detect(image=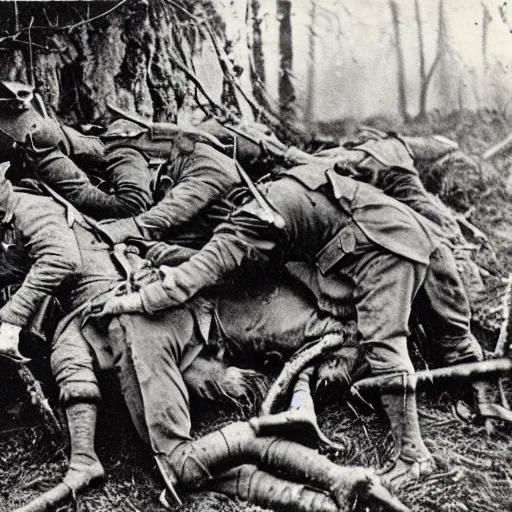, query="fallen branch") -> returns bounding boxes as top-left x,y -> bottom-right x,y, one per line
17,364 -> 62,436
482,132 -> 512,161
352,358 -> 512,394
12,482 -> 70,512
260,329 -> 355,415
